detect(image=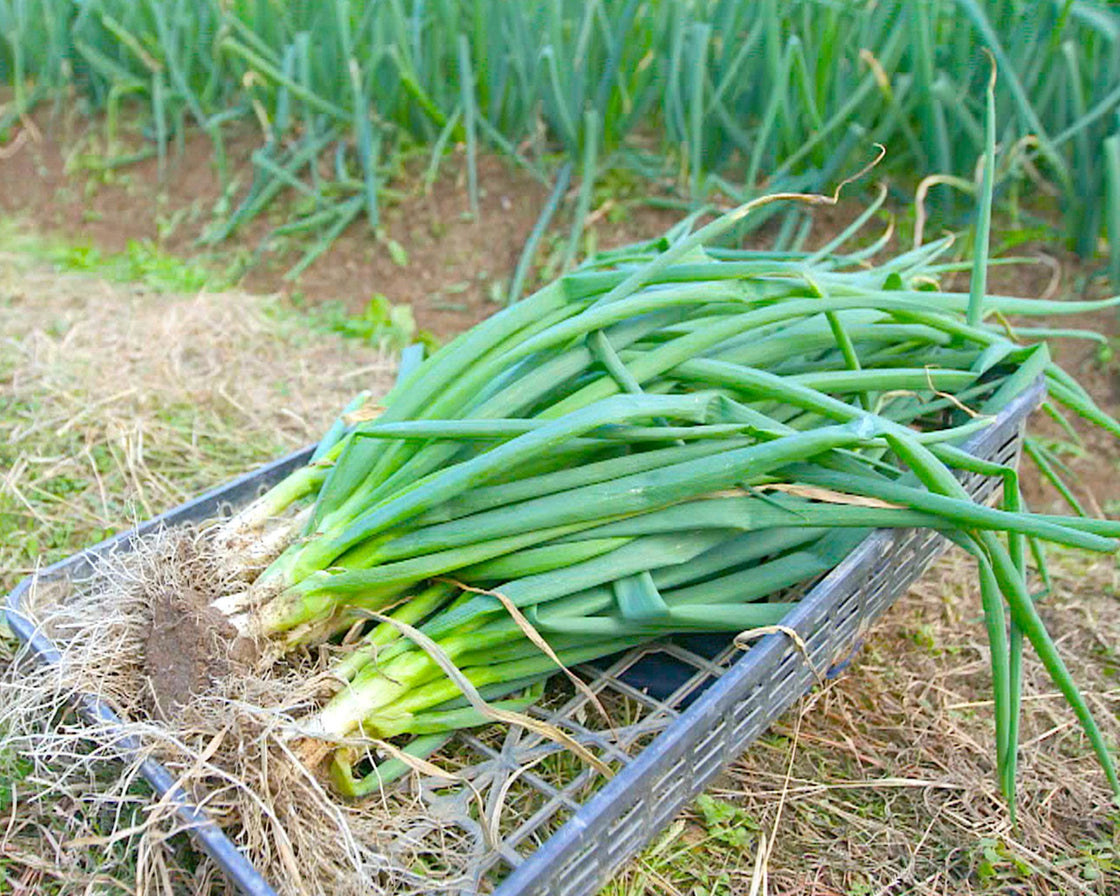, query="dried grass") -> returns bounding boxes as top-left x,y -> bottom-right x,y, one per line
0,250 -> 394,590
704,551 -> 1120,895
